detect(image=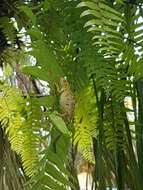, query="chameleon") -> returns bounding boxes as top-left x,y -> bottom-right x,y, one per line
56,77 -> 75,123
